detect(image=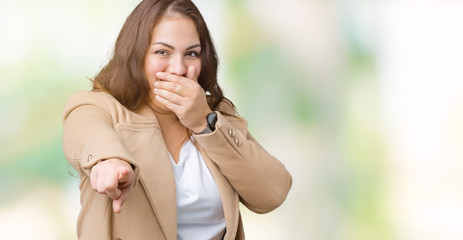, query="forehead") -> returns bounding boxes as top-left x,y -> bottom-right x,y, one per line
151,15 -> 199,43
